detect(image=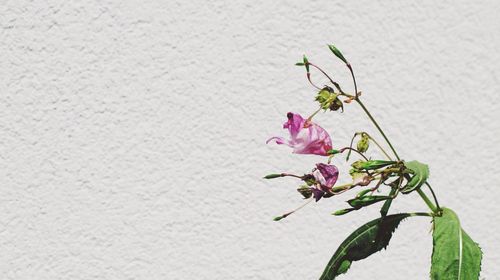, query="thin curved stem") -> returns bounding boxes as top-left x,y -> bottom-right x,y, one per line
355,99 -> 401,161
345,133 -> 358,161
425,182 -> 441,211
306,73 -> 321,90
308,62 -> 345,93
363,132 -> 393,161
340,147 -> 369,161
280,173 -> 303,179
408,212 -> 433,217
307,106 -> 322,121
355,99 -> 440,214
347,64 -> 358,98
274,198 -> 314,221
